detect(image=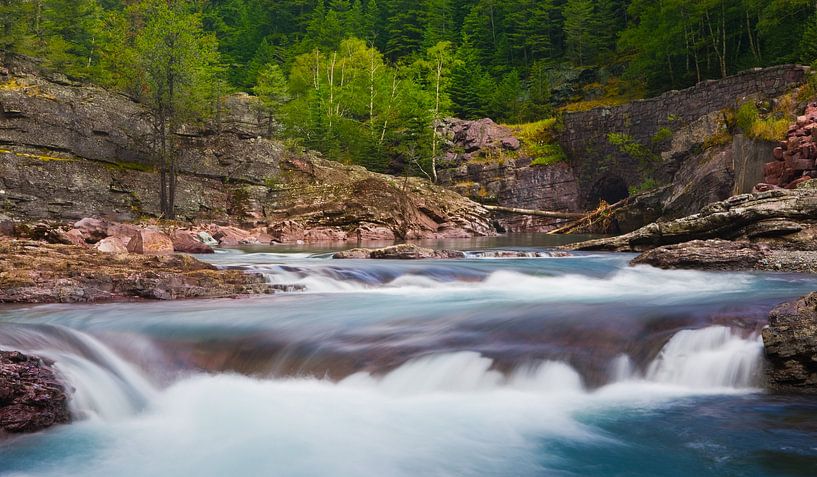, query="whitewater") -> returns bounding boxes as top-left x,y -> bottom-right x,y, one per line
2,245 -> 817,476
